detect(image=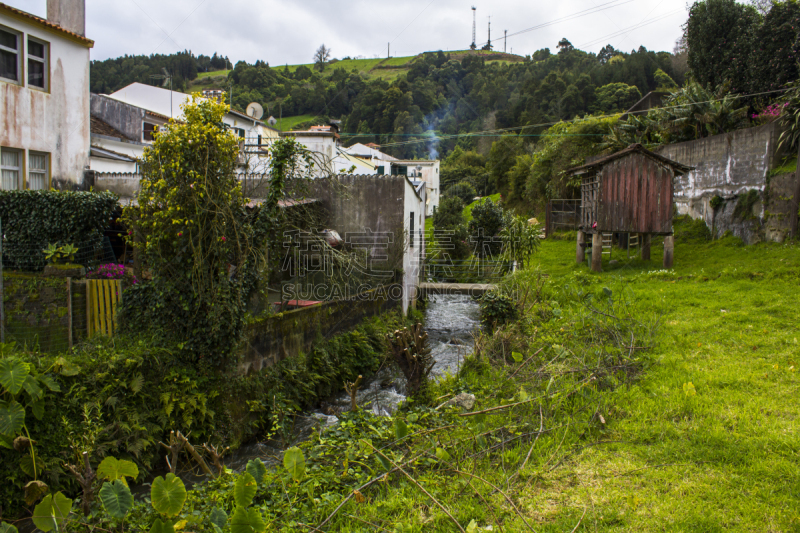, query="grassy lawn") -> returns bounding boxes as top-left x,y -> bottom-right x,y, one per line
519,222 -> 800,530
197,69 -> 228,79
463,193 -> 502,222
273,114 -> 319,131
